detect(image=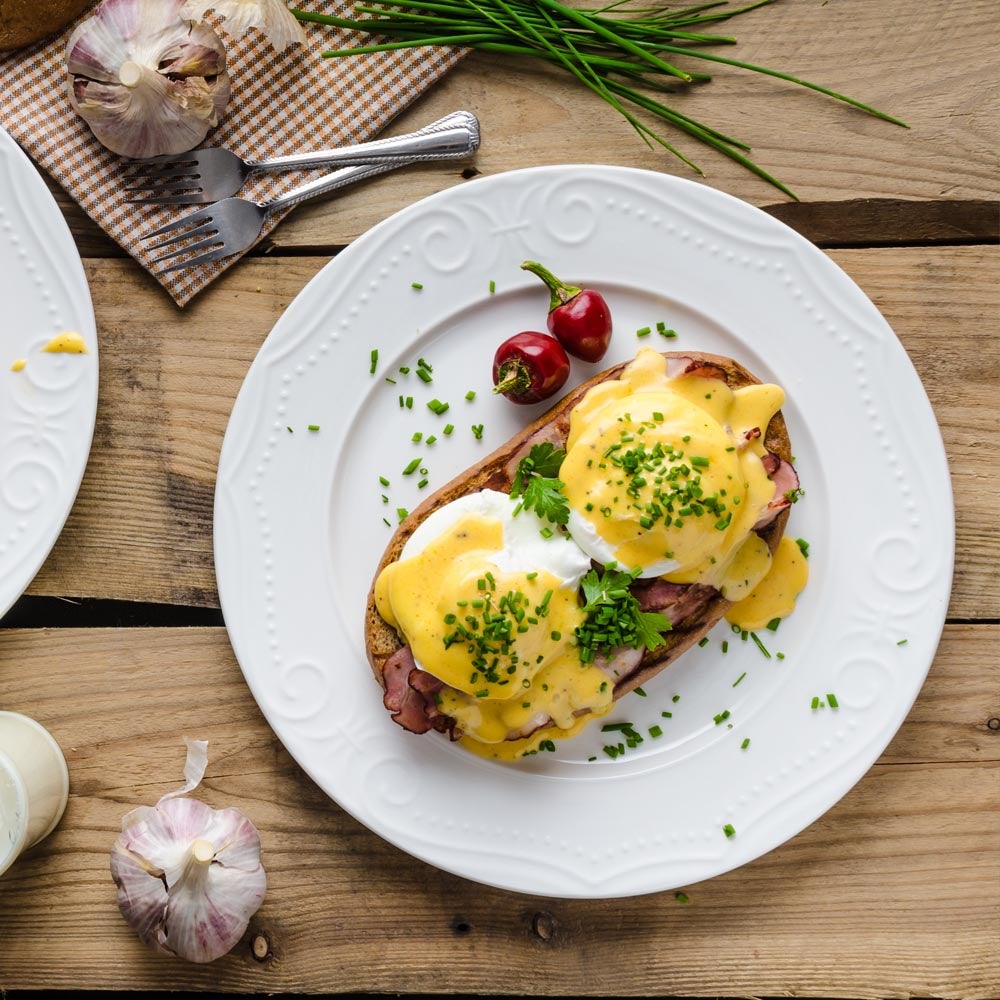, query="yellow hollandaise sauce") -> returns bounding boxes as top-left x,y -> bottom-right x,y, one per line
562,347 -> 784,602
375,508 -> 612,752
725,535 -> 809,630
42,331 -> 87,354
10,358 -> 26,372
